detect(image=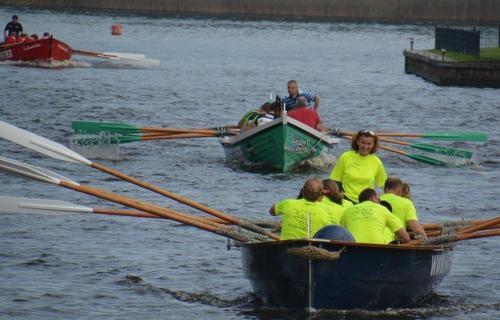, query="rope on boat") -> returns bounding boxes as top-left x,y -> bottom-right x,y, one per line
215,226 -> 270,243
286,245 -> 344,261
